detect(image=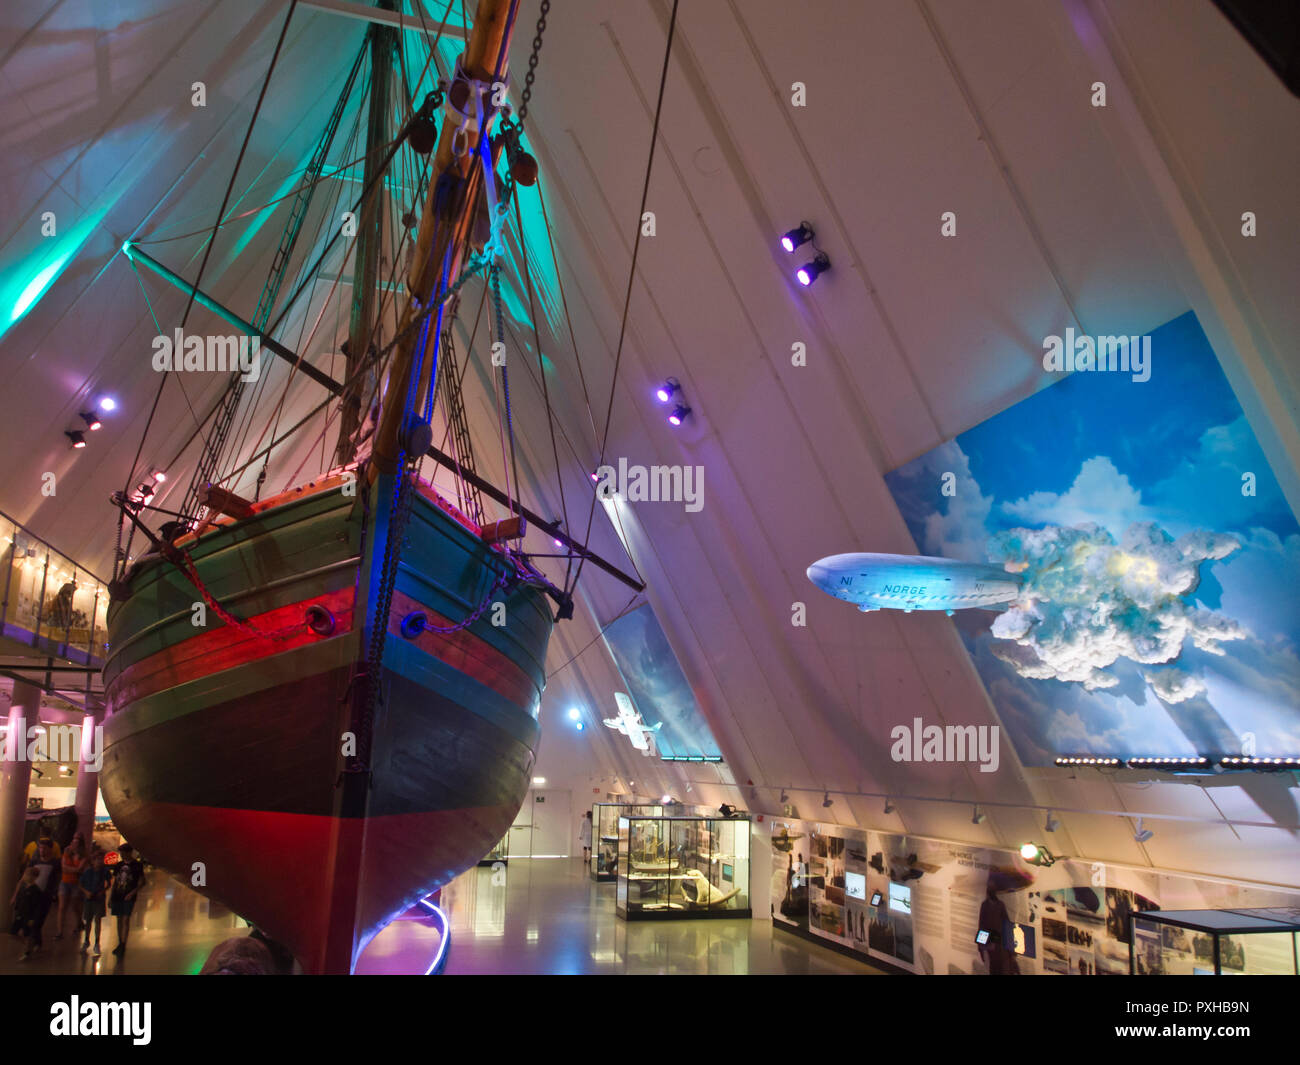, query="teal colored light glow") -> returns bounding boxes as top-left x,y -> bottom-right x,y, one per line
0,208 -> 108,340
9,259 -> 66,322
